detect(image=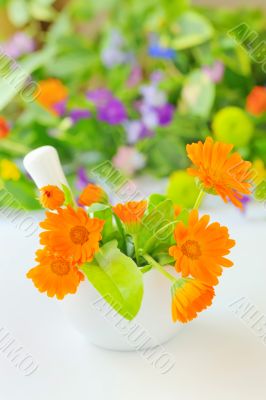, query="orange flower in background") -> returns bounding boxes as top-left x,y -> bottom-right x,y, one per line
171,278 -> 215,323
0,117 -> 10,139
113,200 -> 147,224
169,209 -> 235,286
40,206 -> 105,264
79,184 -> 107,207
186,137 -> 252,208
36,78 -> 68,114
174,205 -> 182,217
246,86 -> 266,116
27,249 -> 84,300
39,185 -> 65,210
